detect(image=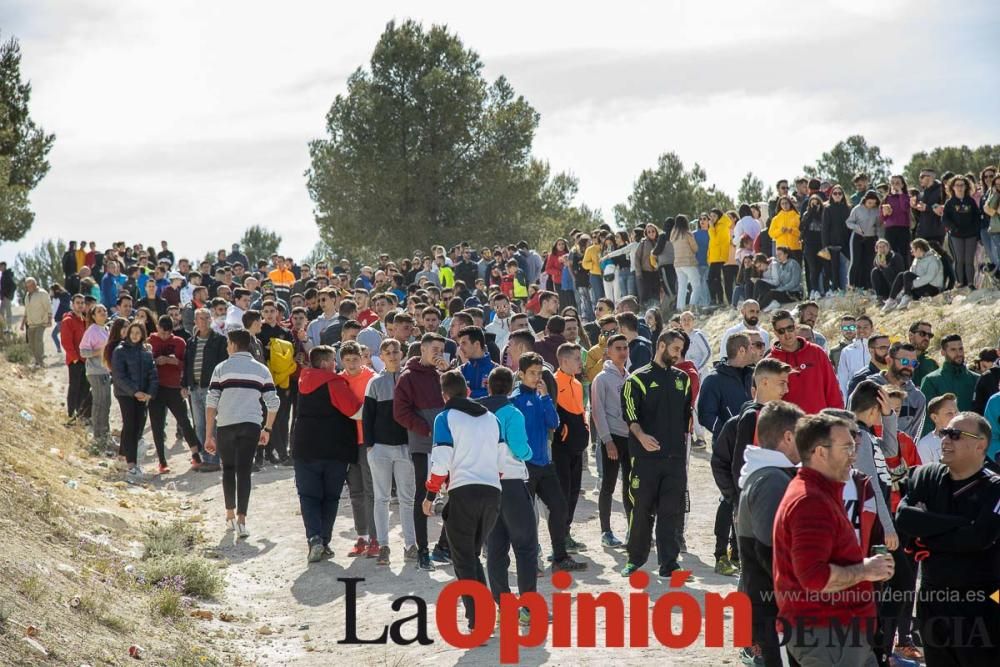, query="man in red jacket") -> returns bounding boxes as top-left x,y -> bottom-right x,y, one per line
772,413 -> 895,666
60,293 -> 91,424
766,310 -> 843,413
